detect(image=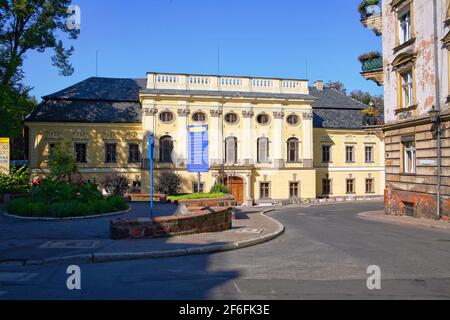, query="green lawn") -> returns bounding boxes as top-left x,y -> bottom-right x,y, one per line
168,193 -> 225,202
